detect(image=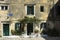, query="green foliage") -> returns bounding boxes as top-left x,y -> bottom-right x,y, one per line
34,29 -> 39,33
0,35 -> 2,37
11,30 -> 23,35
20,16 -> 40,24
15,30 -> 22,35
11,30 -> 16,35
